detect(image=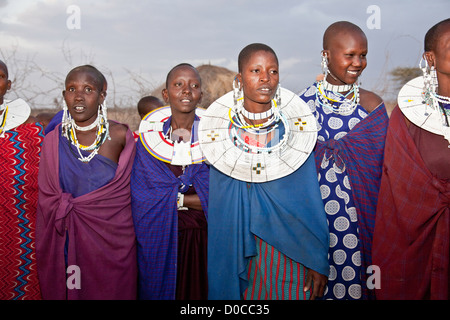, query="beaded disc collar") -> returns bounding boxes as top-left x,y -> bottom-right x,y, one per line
198,87 -> 318,183
138,105 -> 206,164
1,98 -> 31,135
398,76 -> 450,144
